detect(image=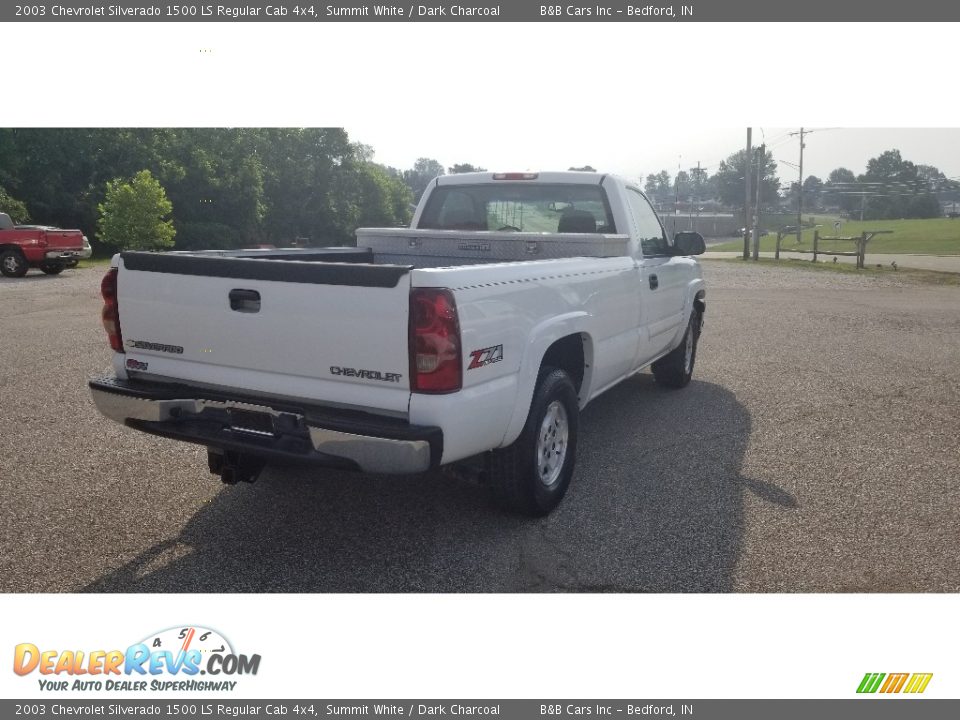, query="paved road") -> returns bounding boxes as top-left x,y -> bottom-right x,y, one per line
1,263 -> 958,592
703,250 -> 960,273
